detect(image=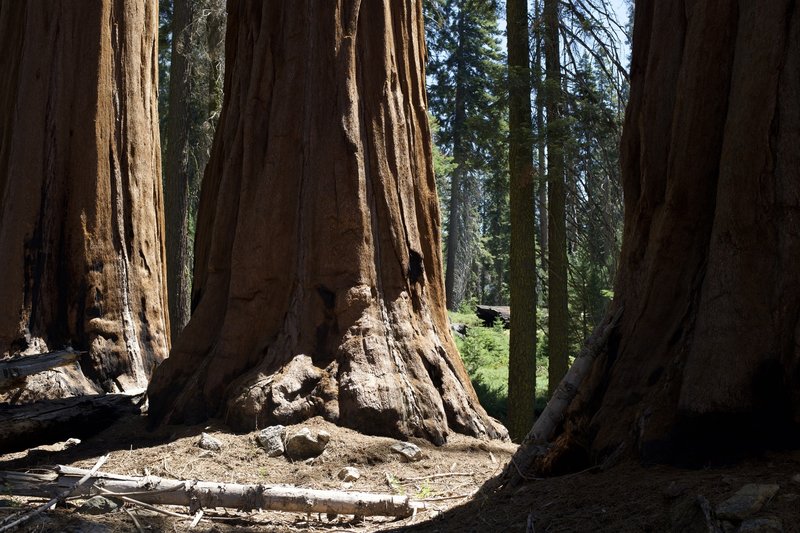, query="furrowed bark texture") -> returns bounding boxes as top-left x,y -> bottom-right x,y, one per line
147,1 -> 506,444
0,2 -> 169,401
556,0 -> 800,465
506,0 -> 538,443
164,0 -> 194,340
544,0 -> 569,397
